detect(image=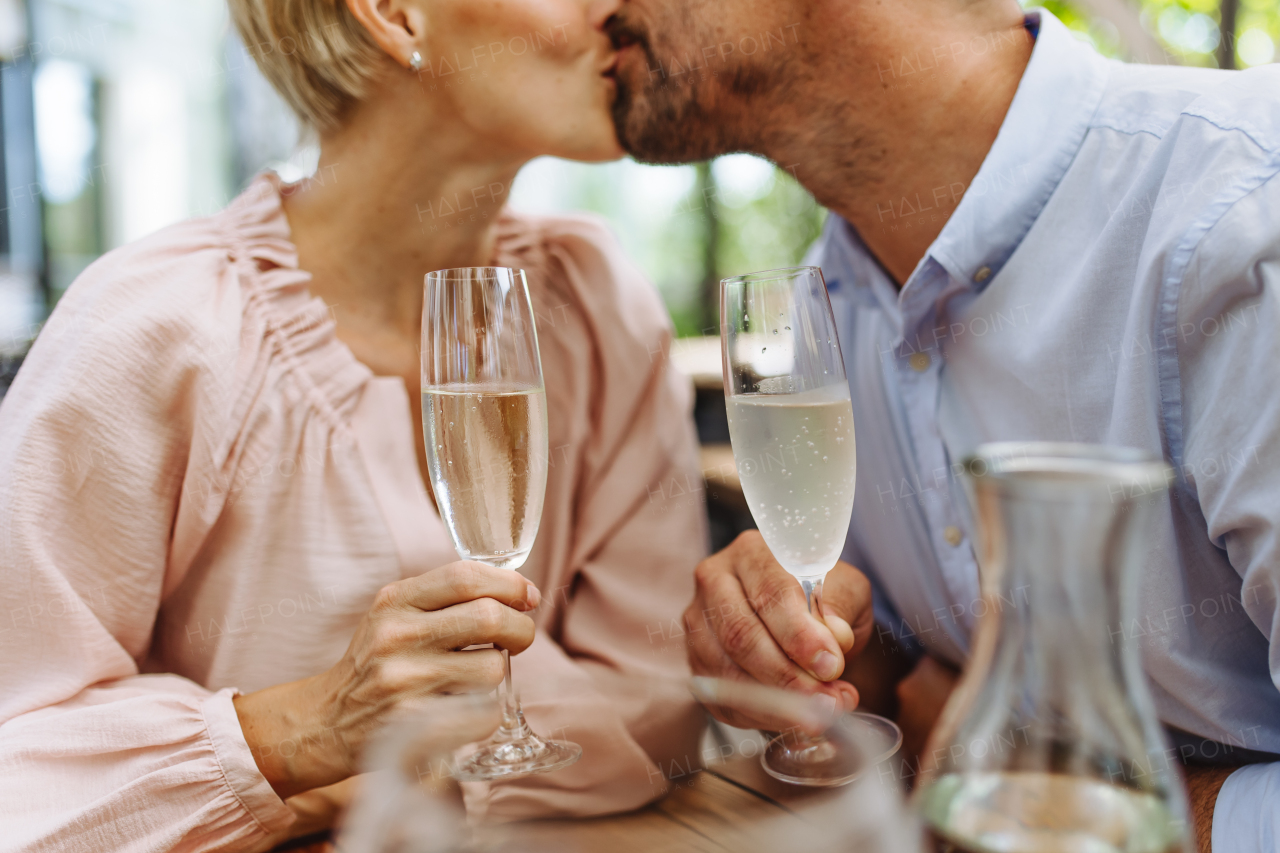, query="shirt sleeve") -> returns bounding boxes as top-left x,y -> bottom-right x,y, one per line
462,215 -> 708,820
1174,169 -> 1280,846
0,252 -> 293,850
1212,763 -> 1280,853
